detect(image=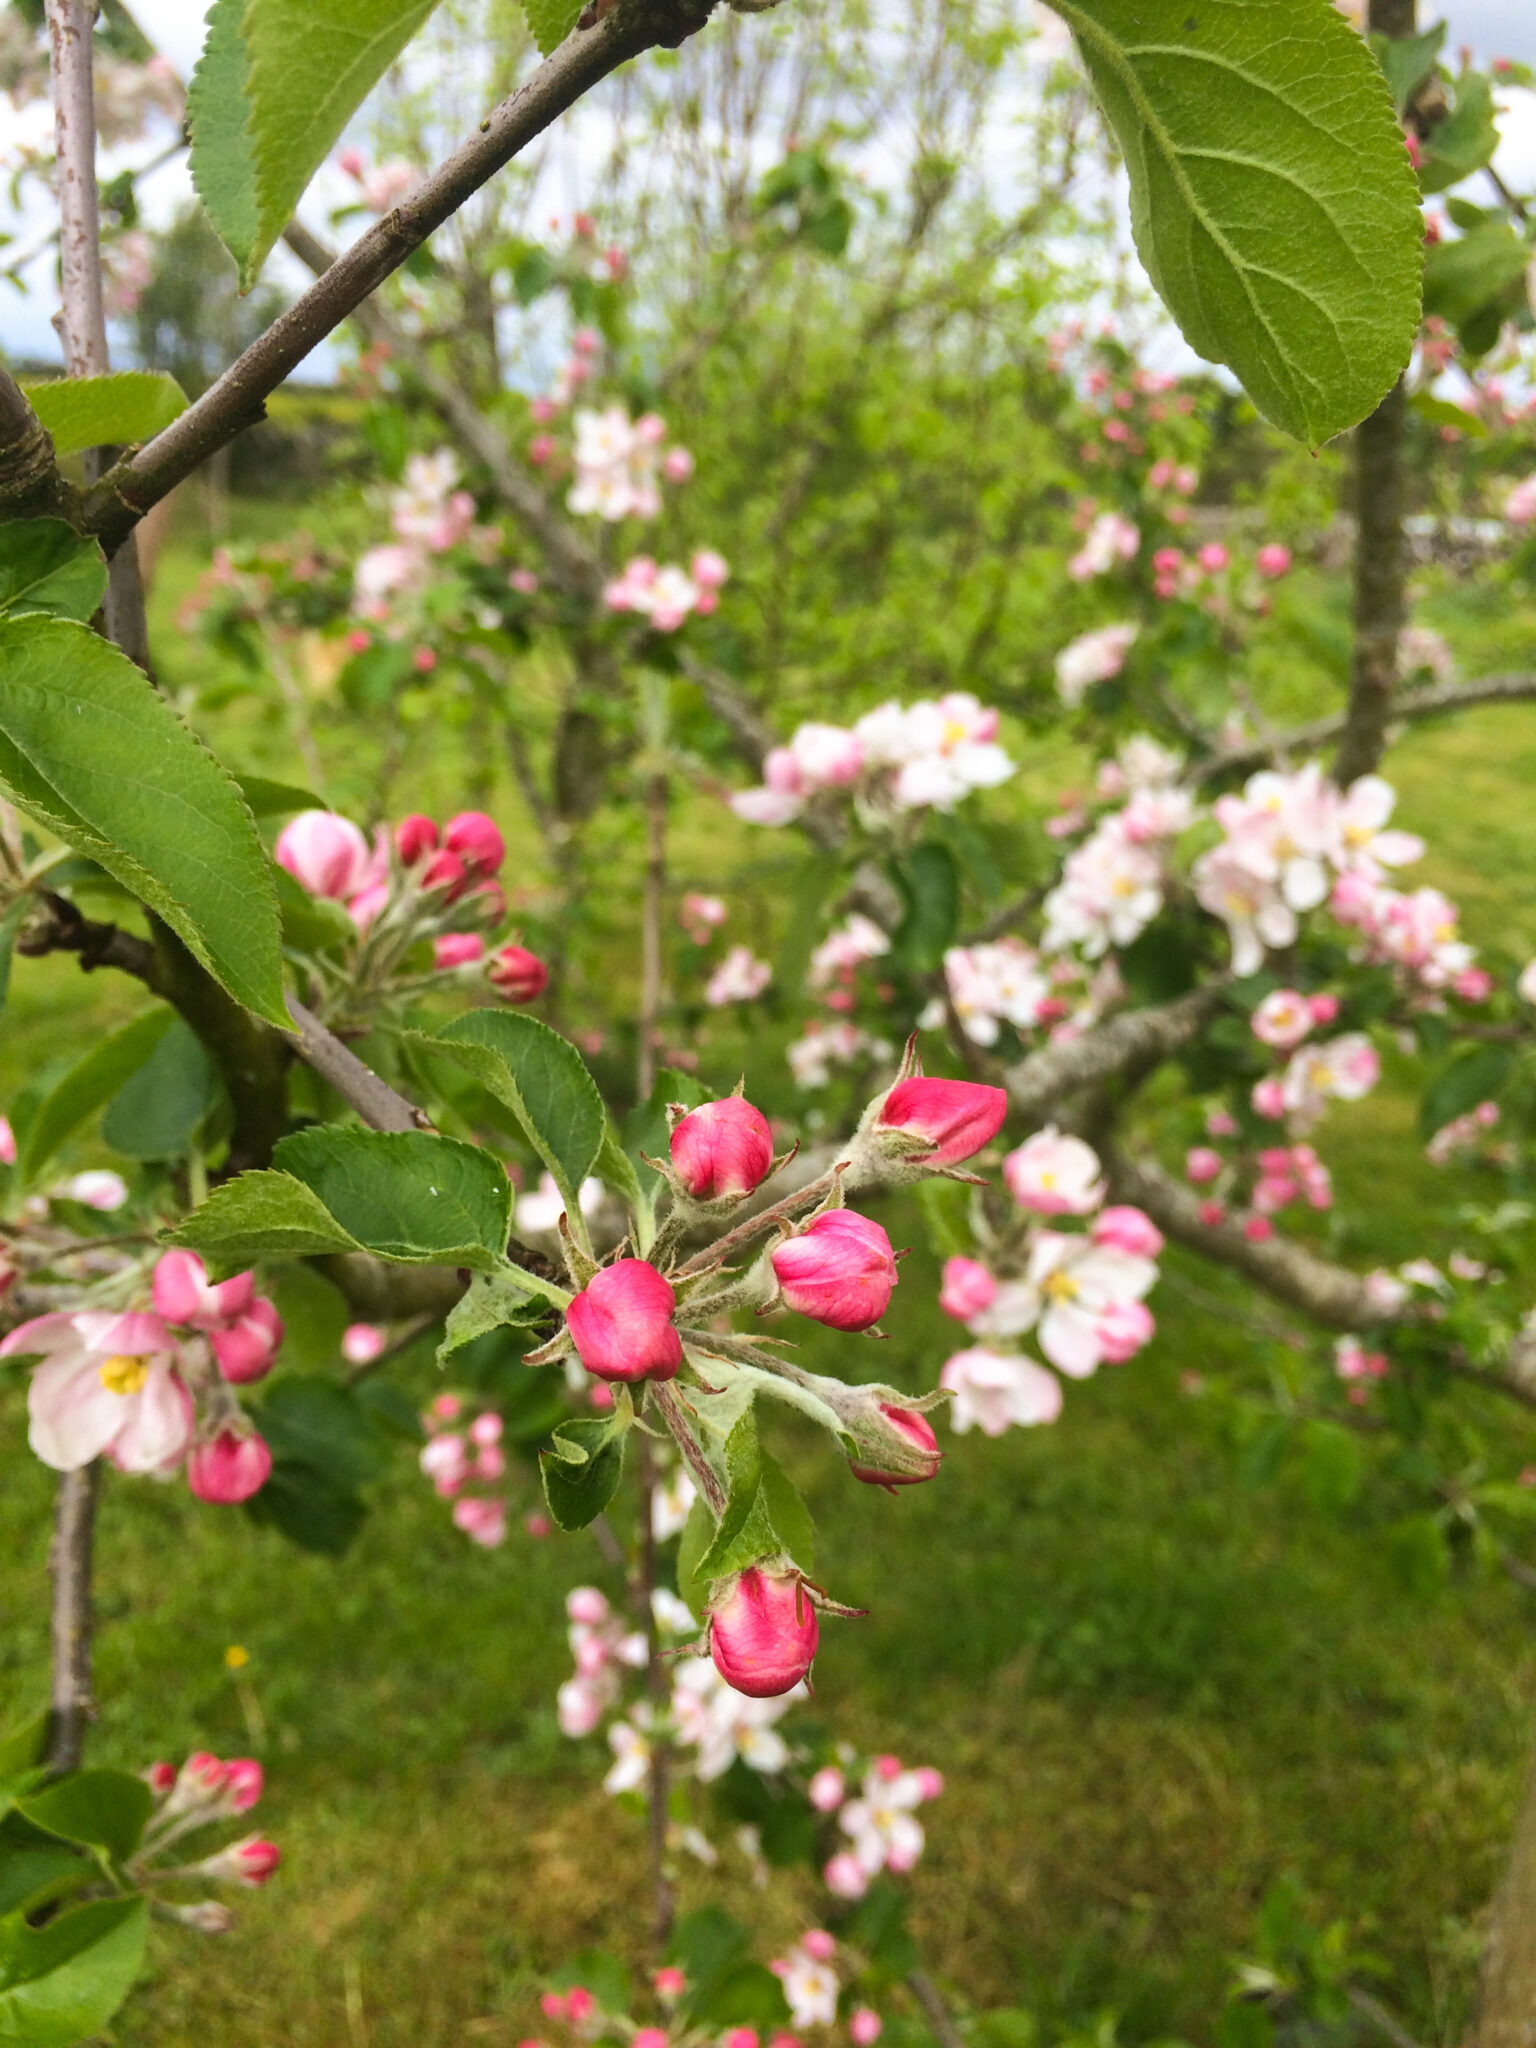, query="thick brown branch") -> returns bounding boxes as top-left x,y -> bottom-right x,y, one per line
1194,674 -> 1536,786
0,366 -> 71,522
1002,987 -> 1224,1125
81,2 -> 717,552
